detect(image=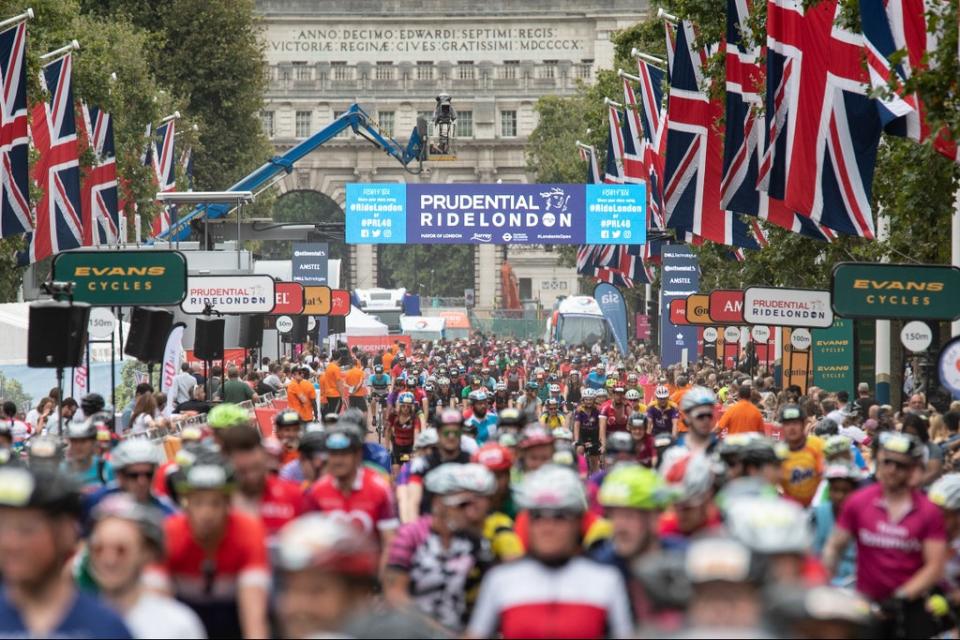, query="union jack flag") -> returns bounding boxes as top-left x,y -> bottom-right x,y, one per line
28,53 -> 82,263
0,21 -> 29,238
79,103 -> 118,245
860,0 -> 958,162
664,20 -> 758,250
620,78 -> 646,185
578,142 -> 601,184
634,58 -> 667,229
759,0 -> 882,239
604,105 -> 625,185
722,0 -> 834,241
149,119 -> 176,237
